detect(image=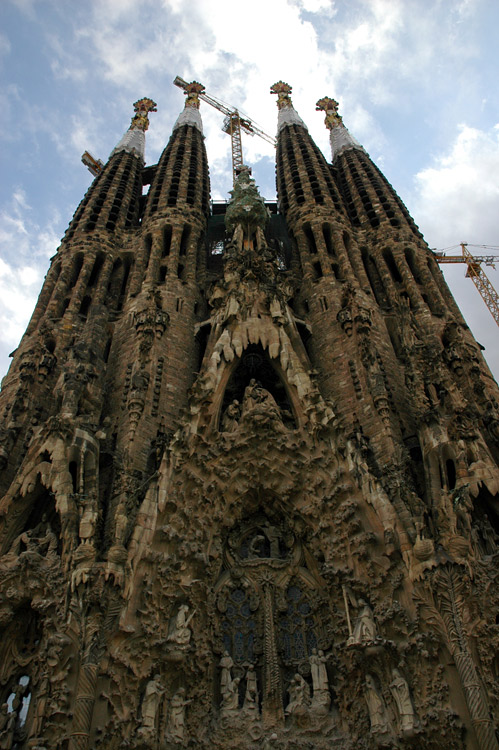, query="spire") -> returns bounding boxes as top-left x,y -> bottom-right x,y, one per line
173,81 -> 204,134
270,81 -> 308,133
110,97 -> 157,160
316,96 -> 364,161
